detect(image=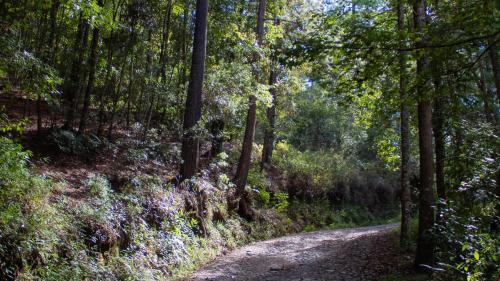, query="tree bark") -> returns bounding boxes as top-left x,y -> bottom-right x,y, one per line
397,0 -> 411,248
233,0 -> 267,220
79,23 -> 100,133
413,0 -> 435,268
180,0 -> 209,181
